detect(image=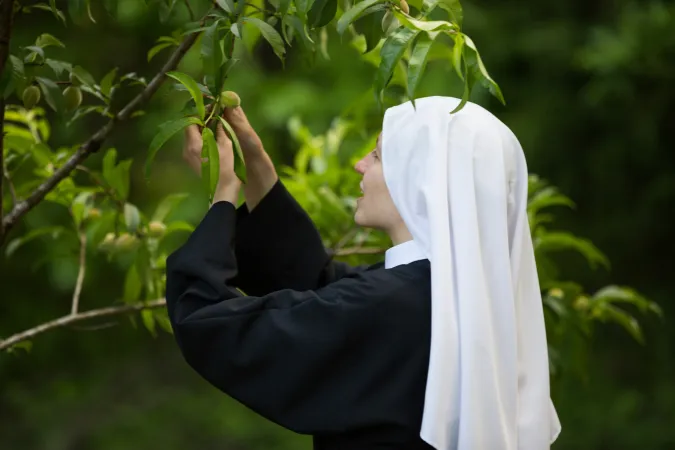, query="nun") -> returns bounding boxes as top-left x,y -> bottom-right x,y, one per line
165,96 -> 562,450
